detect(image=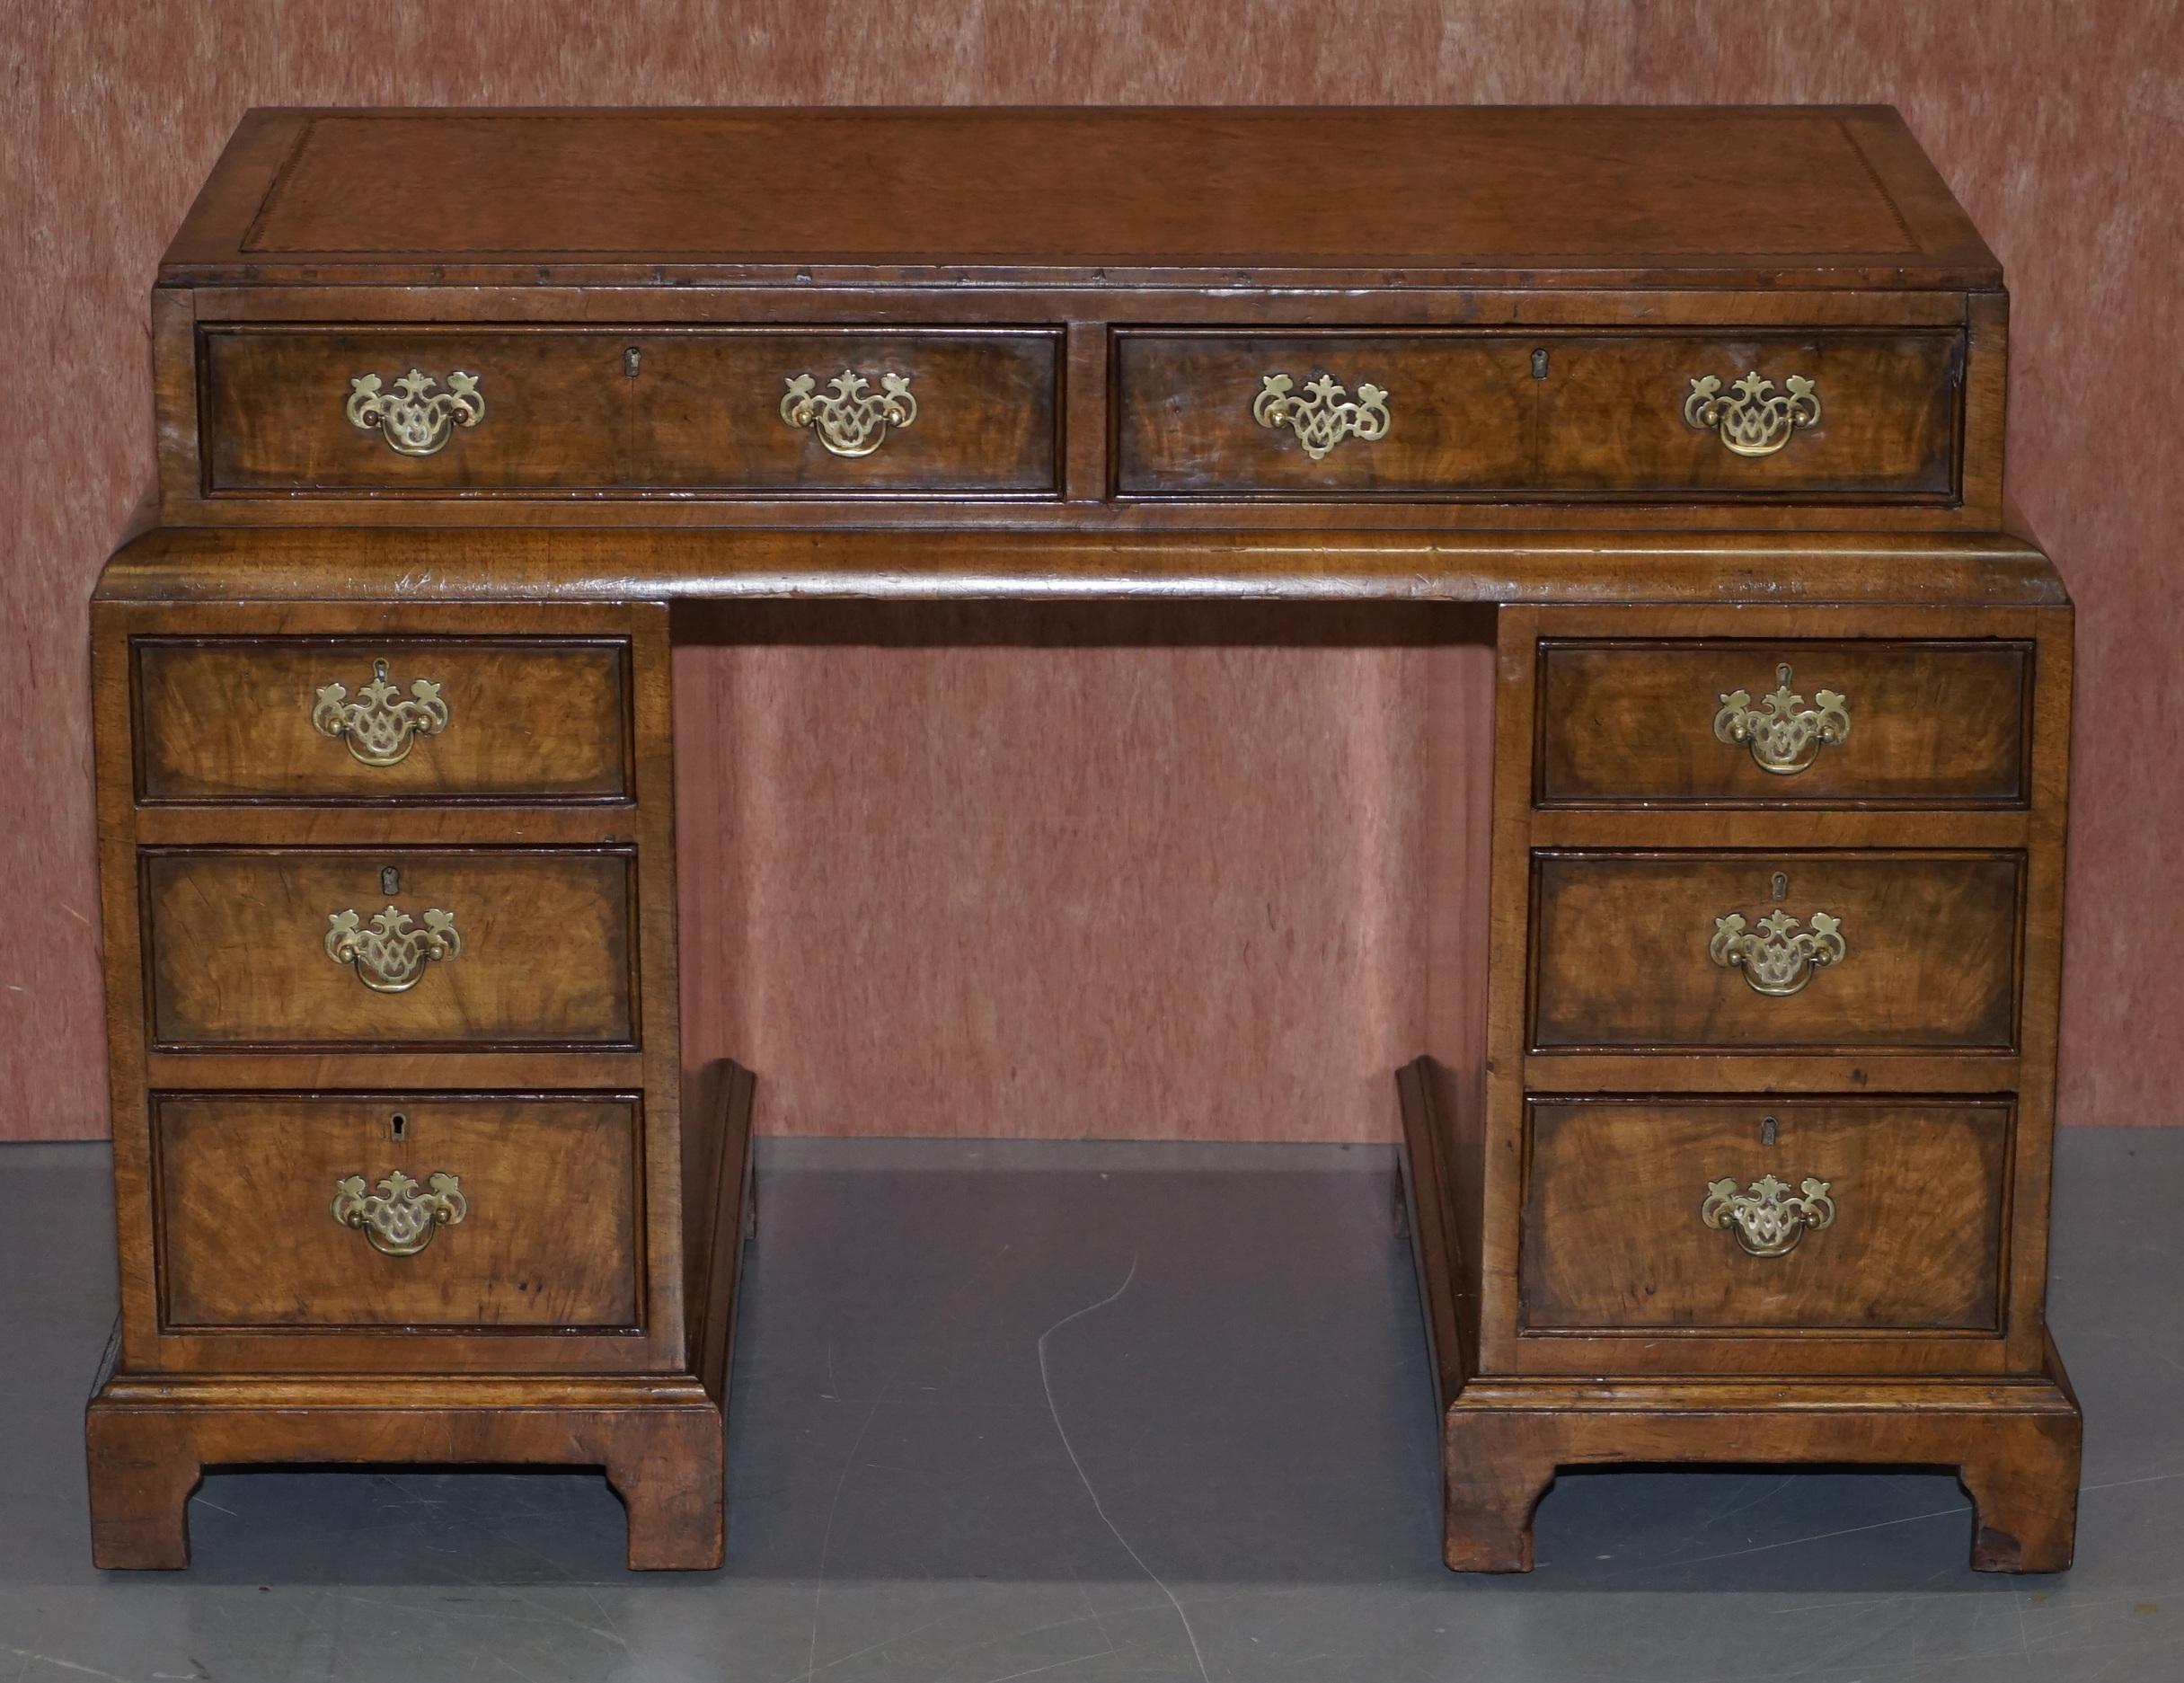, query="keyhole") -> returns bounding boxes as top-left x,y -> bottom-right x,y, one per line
1530,348 -> 1550,379
623,346 -> 641,377
382,864 -> 402,897
390,1112 -> 408,1142
1760,1115 -> 1779,1147
1771,871 -> 1789,902
1777,663 -> 1793,687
